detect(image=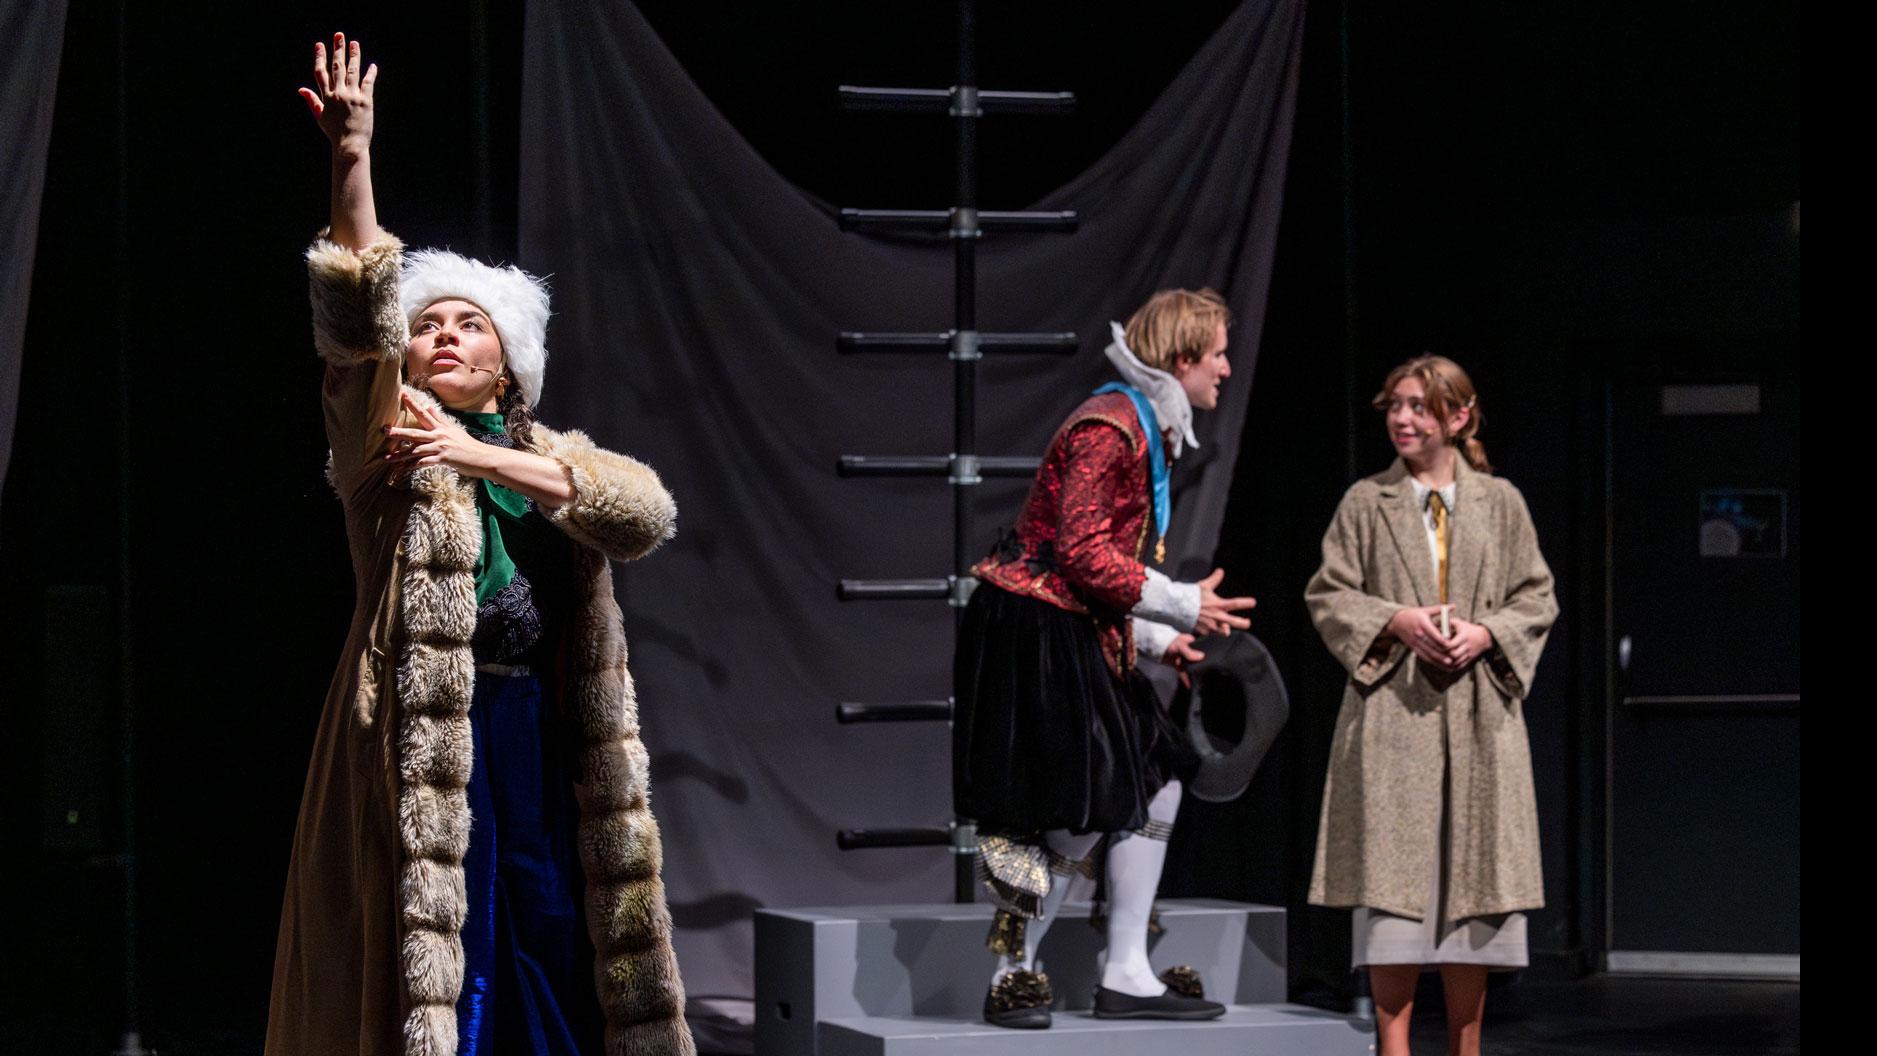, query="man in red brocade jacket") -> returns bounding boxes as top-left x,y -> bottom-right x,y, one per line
954,289 -> 1257,1028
